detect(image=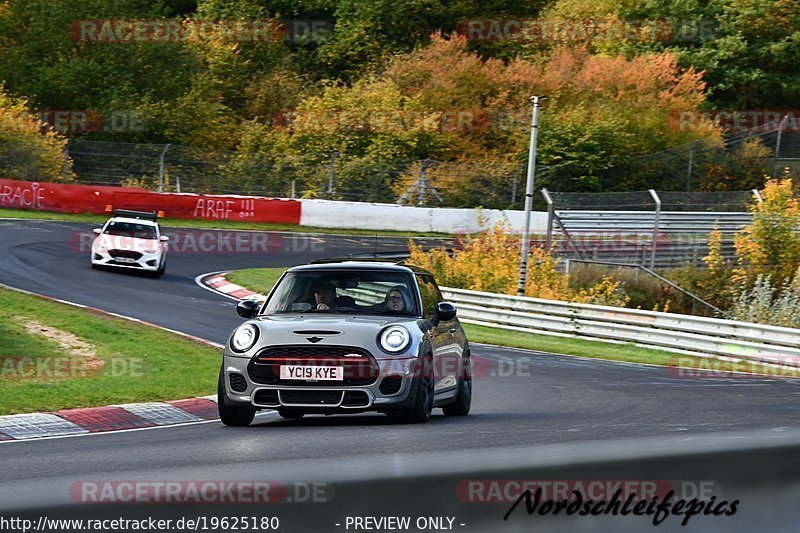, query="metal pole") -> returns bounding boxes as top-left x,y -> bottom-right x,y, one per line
418,159 -> 429,206
517,95 -> 547,296
771,115 -> 788,179
327,151 -> 338,198
61,139 -> 70,181
752,189 -> 763,203
291,179 -> 296,199
686,140 -> 696,192
649,189 -> 661,270
158,143 -> 170,193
